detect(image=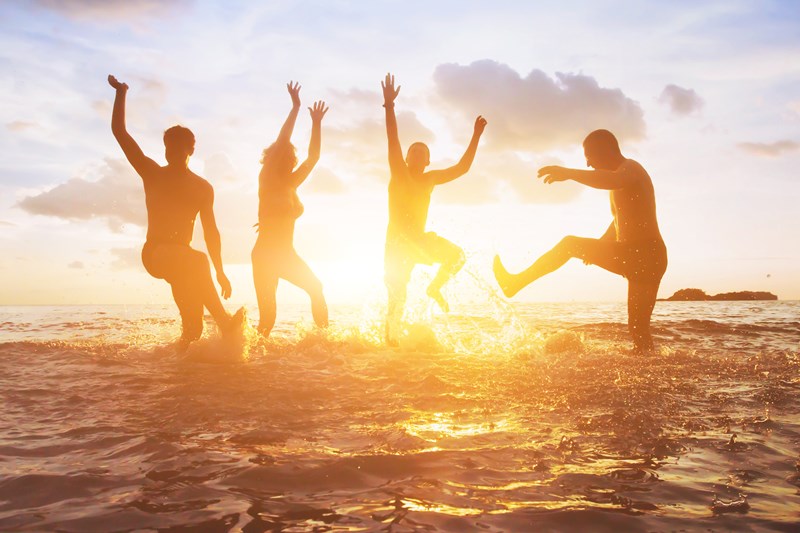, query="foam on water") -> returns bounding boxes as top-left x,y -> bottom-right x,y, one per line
0,300 -> 799,531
